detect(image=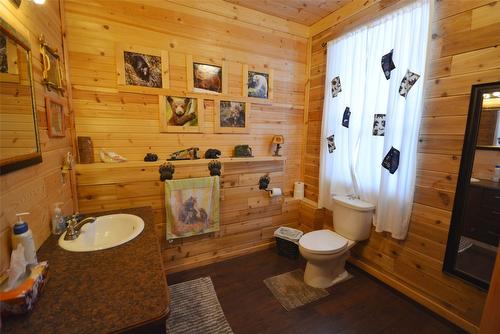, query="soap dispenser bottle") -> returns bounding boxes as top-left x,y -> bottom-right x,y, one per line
51,202 -> 65,235
12,212 -> 37,265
